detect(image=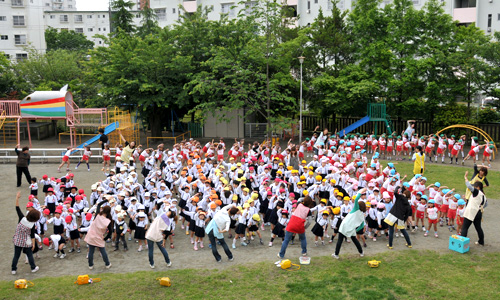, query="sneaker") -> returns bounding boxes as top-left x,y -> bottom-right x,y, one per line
69,248 -> 75,253
113,248 -> 119,251
331,254 -> 339,259
229,257 -> 234,261
373,237 -> 377,242
424,231 -> 428,237
48,245 -> 53,250
387,244 -> 393,249
315,241 -> 318,247
11,270 -> 16,275
241,242 -> 248,247
435,233 -> 439,238
406,243 -> 412,248
268,242 -> 273,247
106,264 -> 112,269
216,259 -> 222,263
422,227 -> 426,232
194,245 -> 198,251
181,225 -> 185,230
185,230 -> 189,235
170,244 -> 174,249
60,254 -> 66,259
395,233 -> 399,238
31,266 -> 39,273
75,166 -> 78,170
86,253 -> 88,259
200,242 -> 204,248
138,245 -> 142,252
89,266 -> 94,270
167,261 -> 172,267
260,239 -> 264,245
77,248 -> 81,253
150,264 -> 155,269
360,252 -> 364,257
363,243 -> 367,248
128,237 -> 132,241
53,253 -> 59,258
88,169 -> 90,172
321,241 -> 325,246
232,244 -> 236,249
25,258 -> 28,264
